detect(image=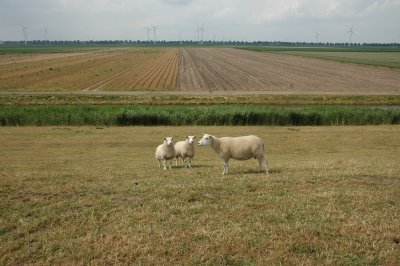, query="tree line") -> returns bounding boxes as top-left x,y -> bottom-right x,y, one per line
1,40 -> 399,47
